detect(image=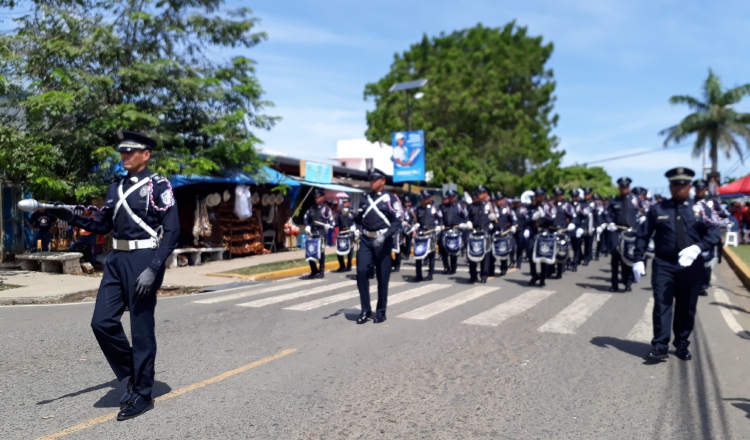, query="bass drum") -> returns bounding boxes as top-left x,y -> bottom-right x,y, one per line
532,231 -> 556,264
492,231 -> 514,261
617,229 -> 637,267
554,232 -> 570,264
443,229 -> 462,256
467,231 -> 488,262
413,232 -> 435,260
